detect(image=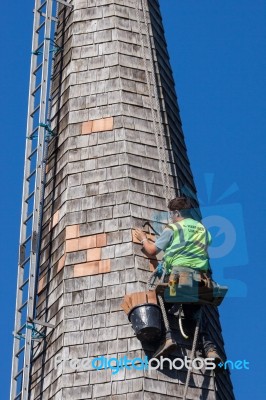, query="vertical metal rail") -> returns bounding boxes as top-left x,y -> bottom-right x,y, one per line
10,1 -> 72,399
